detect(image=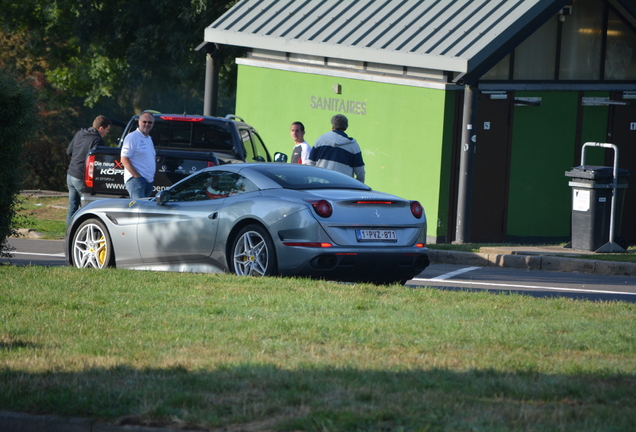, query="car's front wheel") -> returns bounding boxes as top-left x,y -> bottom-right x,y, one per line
71,218 -> 114,269
230,224 -> 277,277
